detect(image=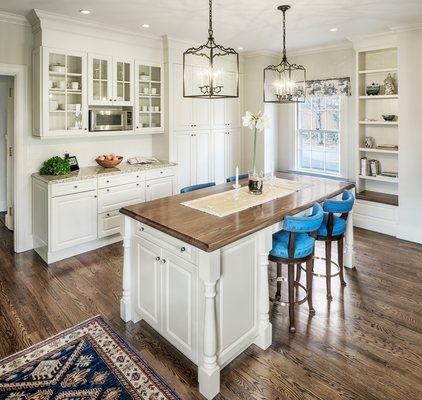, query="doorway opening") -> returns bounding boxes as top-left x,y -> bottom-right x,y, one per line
0,75 -> 14,233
